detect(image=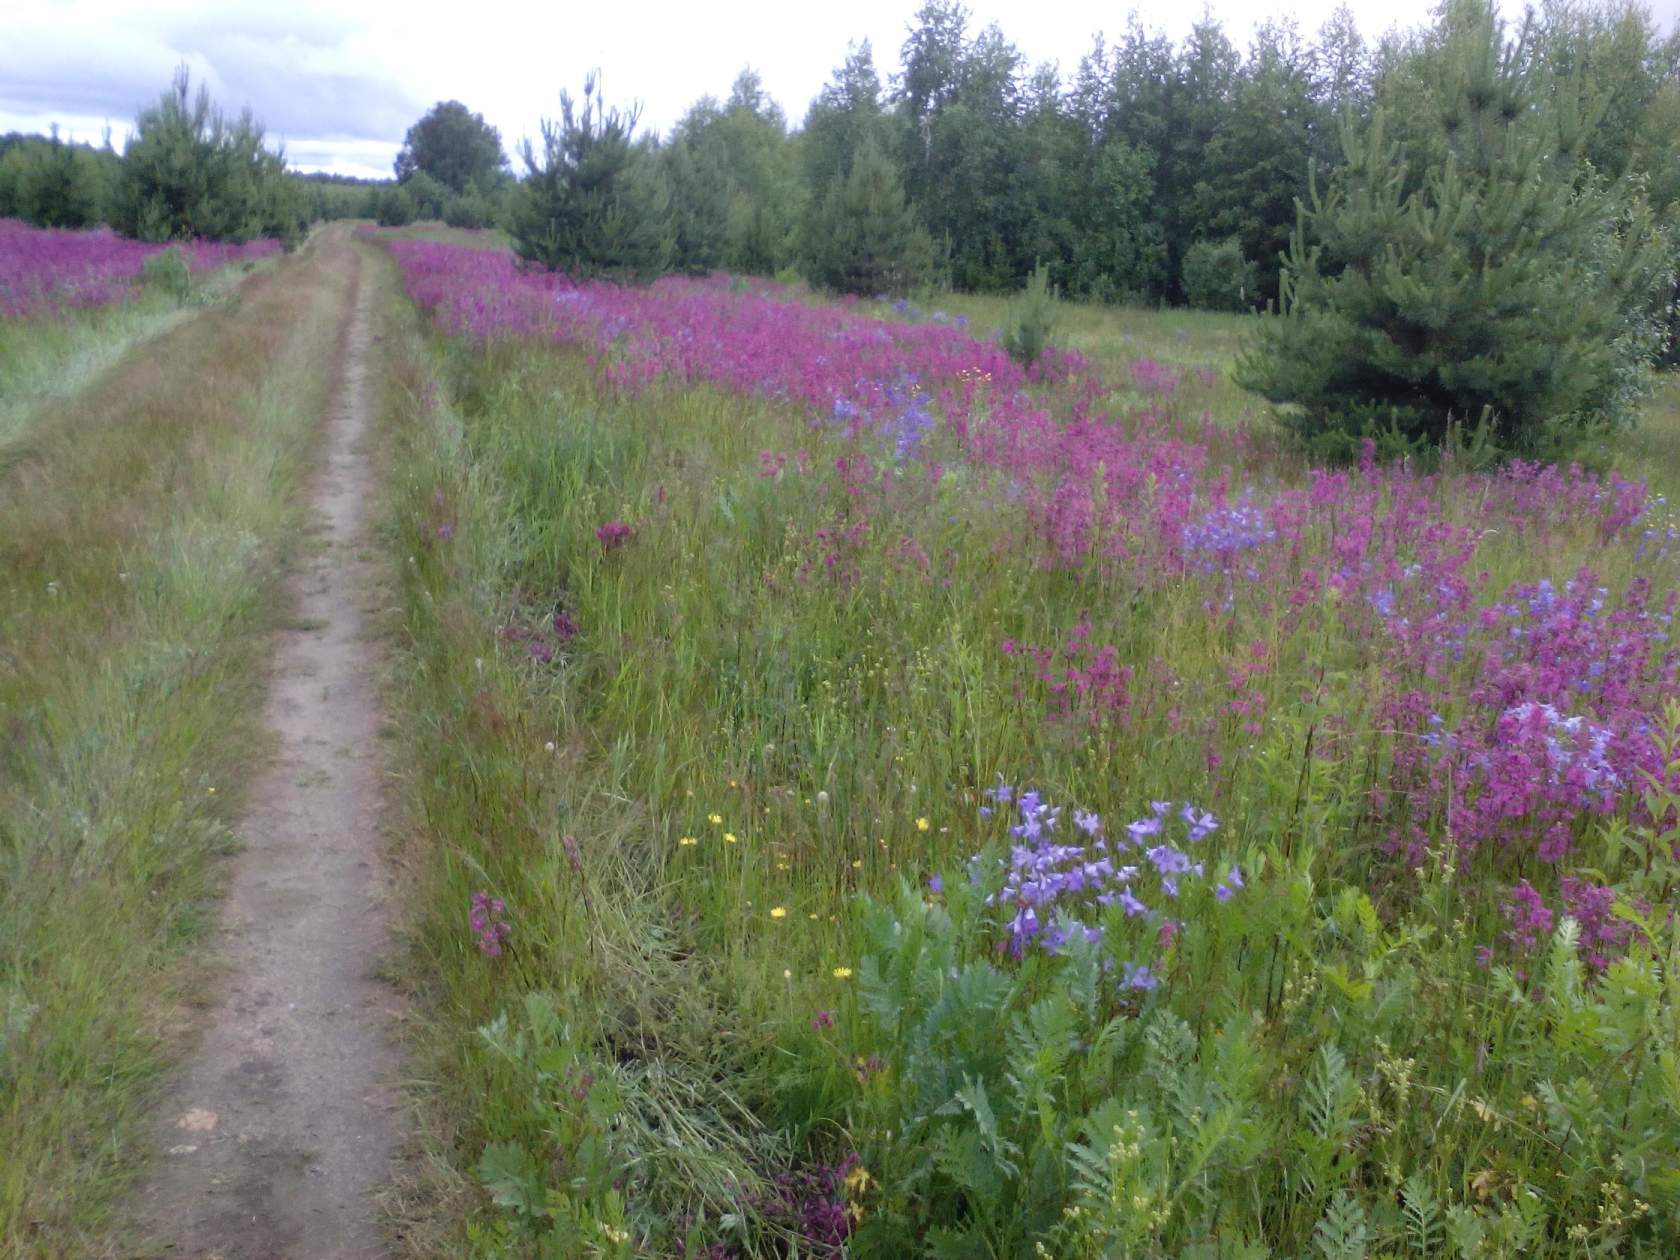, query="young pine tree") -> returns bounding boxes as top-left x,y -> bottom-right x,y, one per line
1237,0 -> 1673,458
804,137 -> 934,296
115,67 -> 300,243
509,74 -> 670,282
